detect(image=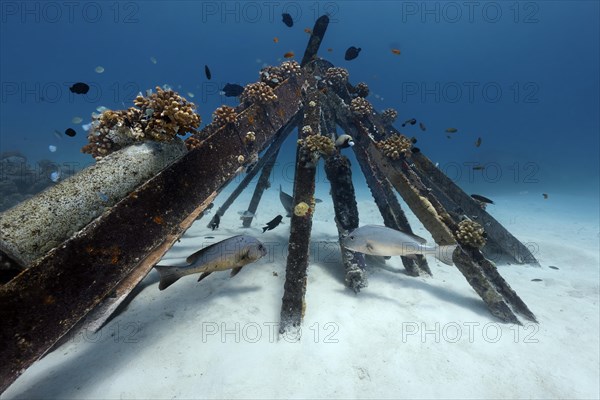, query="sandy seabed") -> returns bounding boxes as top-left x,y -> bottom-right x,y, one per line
2,181 -> 599,400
